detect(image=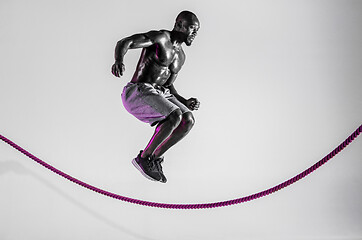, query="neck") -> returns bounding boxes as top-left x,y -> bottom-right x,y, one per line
170,30 -> 184,47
